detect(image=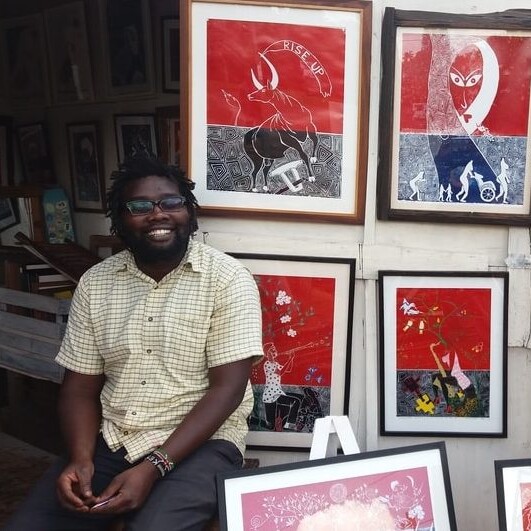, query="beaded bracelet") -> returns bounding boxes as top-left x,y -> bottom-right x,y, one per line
144,448 -> 175,478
